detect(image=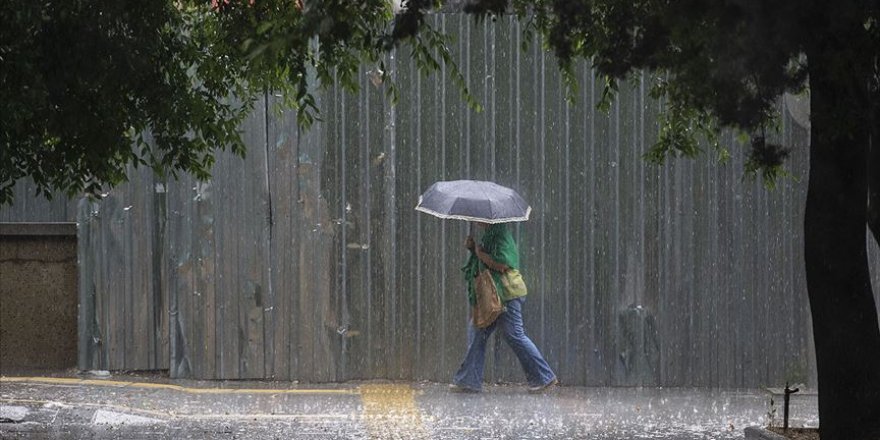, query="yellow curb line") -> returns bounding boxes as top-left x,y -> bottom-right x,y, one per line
0,398 -> 354,421
359,384 -> 429,440
0,376 -> 357,395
